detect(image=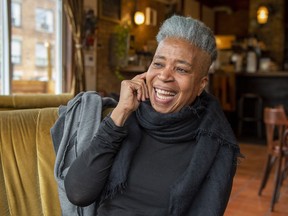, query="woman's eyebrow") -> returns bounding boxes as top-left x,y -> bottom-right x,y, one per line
153,55 -> 193,68
153,55 -> 166,60
176,59 -> 193,67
